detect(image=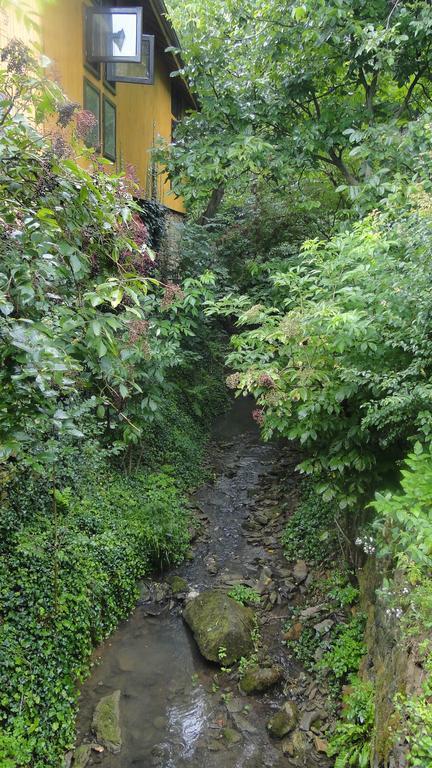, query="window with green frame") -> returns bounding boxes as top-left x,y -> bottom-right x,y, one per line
102,96 -> 116,161
83,78 -> 101,150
